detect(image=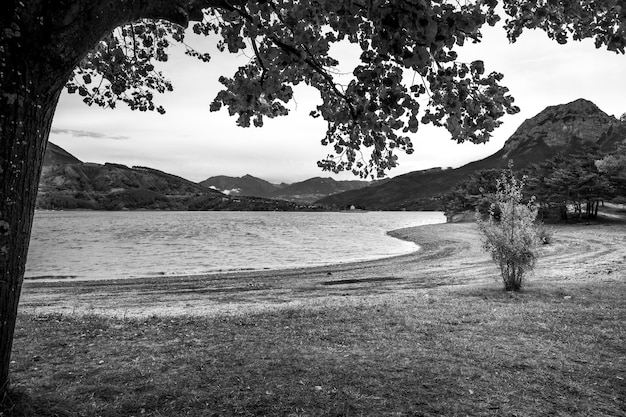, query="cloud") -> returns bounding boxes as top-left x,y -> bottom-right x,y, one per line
51,128 -> 129,140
